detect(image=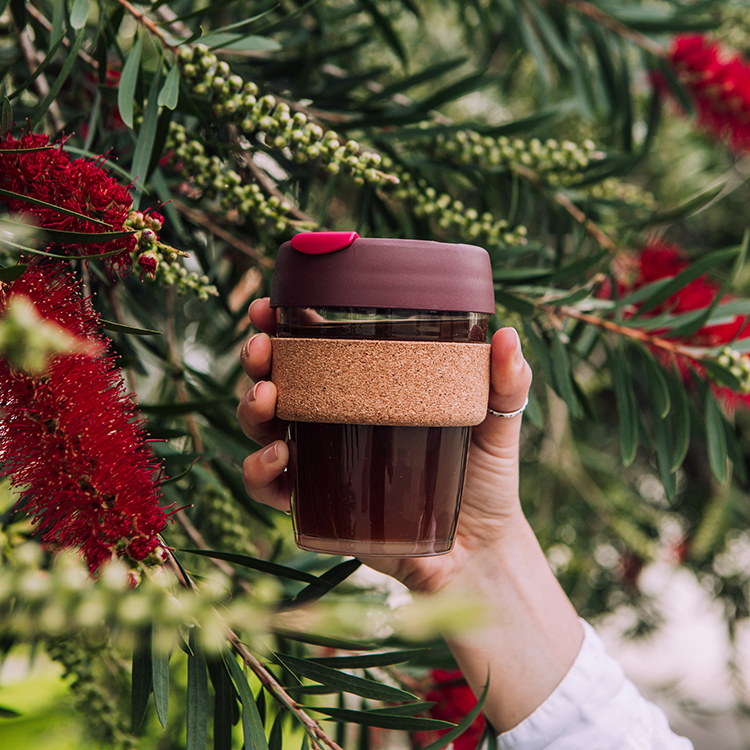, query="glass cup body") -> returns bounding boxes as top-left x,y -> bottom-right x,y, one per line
277,306 -> 489,557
